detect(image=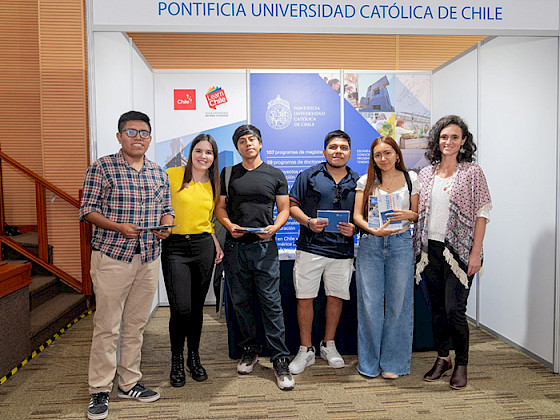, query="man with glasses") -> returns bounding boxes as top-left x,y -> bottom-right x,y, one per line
215,124 -> 294,391
80,111 -> 174,420
288,130 -> 358,375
